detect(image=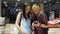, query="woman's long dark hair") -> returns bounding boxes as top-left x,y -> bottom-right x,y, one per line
23,4 -> 31,19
